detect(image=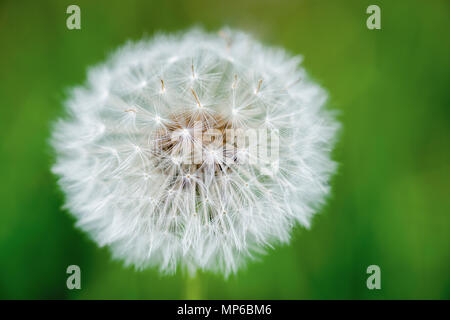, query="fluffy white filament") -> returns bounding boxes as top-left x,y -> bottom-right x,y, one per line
51,28 -> 340,276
